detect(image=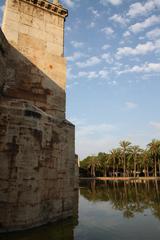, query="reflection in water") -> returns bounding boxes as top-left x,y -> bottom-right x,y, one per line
1,181 -> 160,240
80,180 -> 160,220
0,190 -> 79,240
0,219 -> 75,240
